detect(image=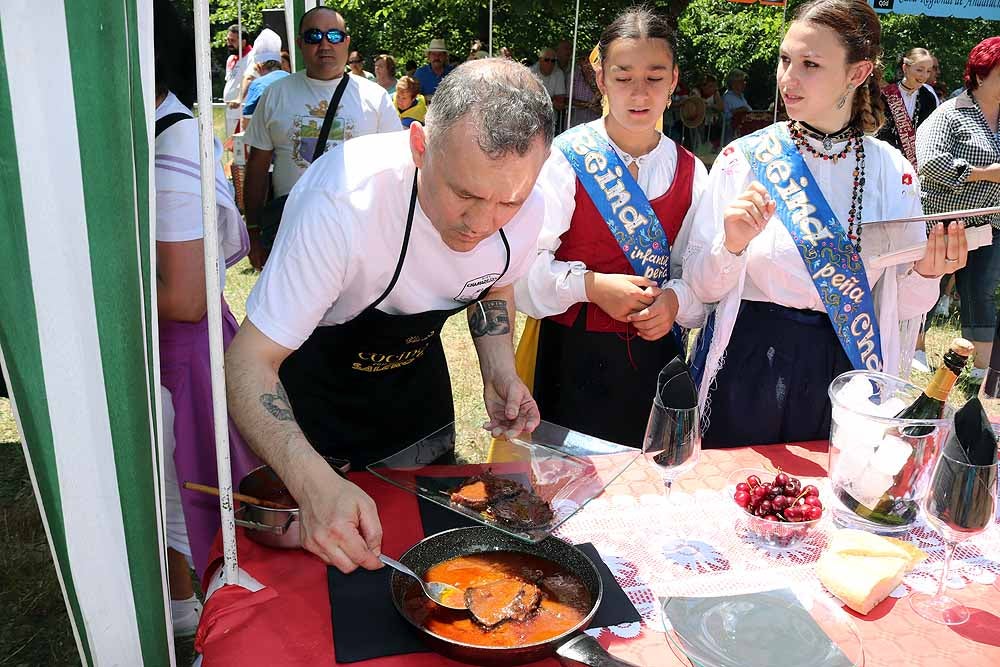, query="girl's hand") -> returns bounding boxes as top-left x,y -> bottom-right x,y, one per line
723,182 -> 775,254
584,272 -> 658,322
